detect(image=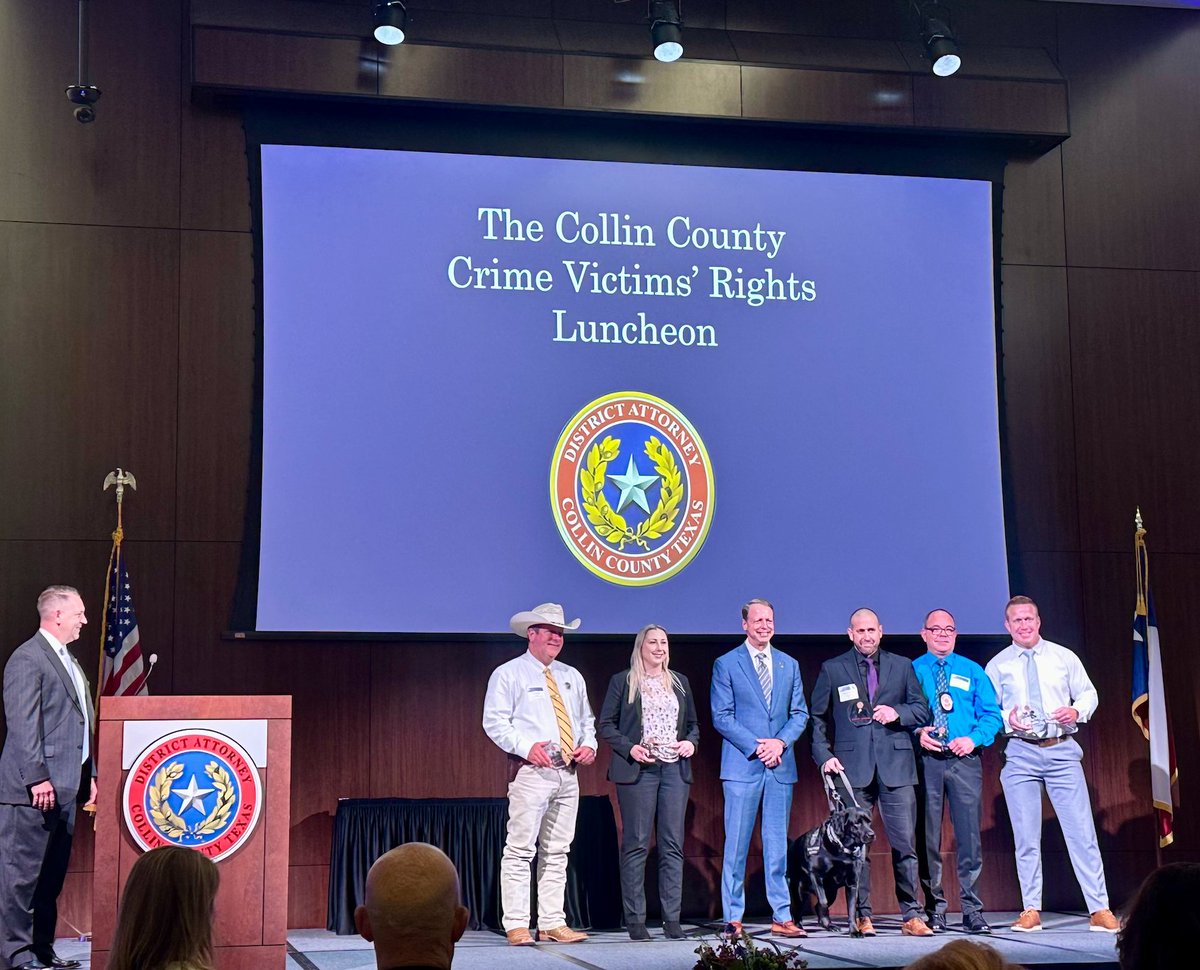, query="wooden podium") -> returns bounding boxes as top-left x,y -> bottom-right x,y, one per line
91,696 -> 292,970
